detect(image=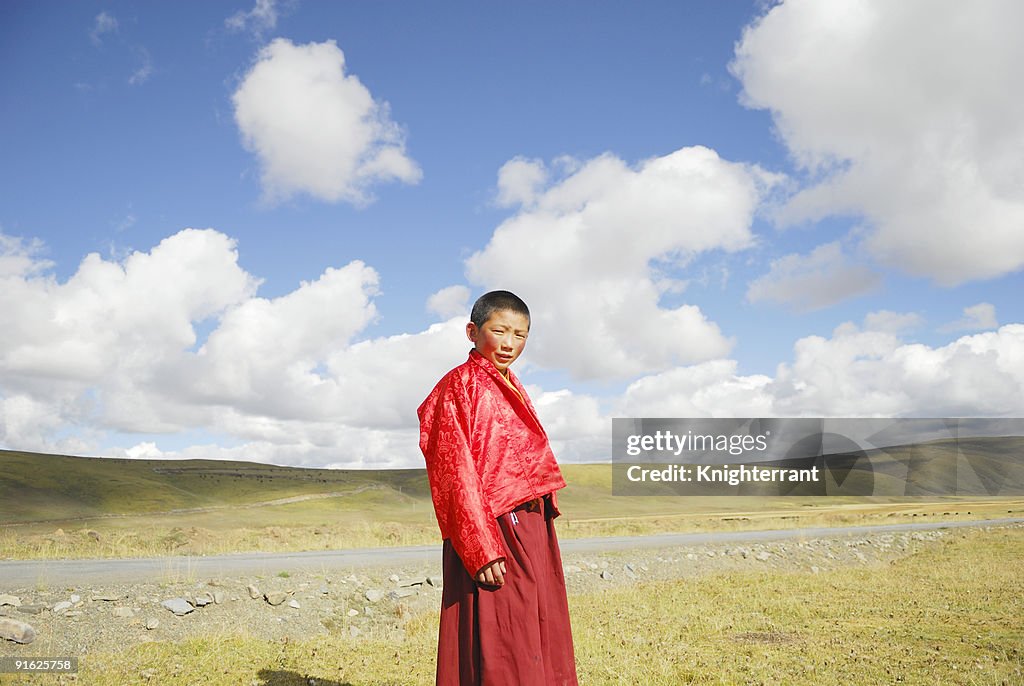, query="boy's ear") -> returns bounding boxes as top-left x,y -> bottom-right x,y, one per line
465,322 -> 479,343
